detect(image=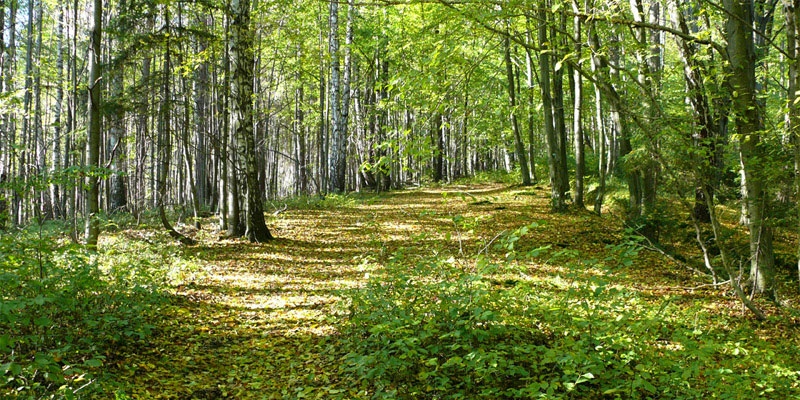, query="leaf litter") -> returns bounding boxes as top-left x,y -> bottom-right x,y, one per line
100,184 -> 800,398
